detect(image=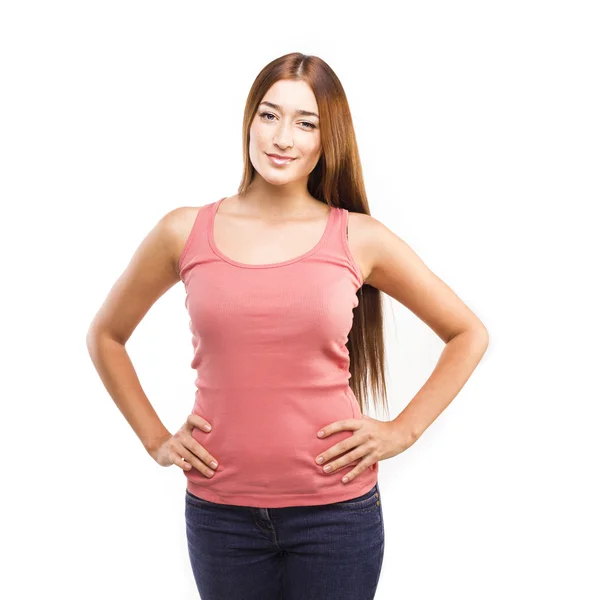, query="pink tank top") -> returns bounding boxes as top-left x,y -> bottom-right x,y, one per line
178,197 -> 378,508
